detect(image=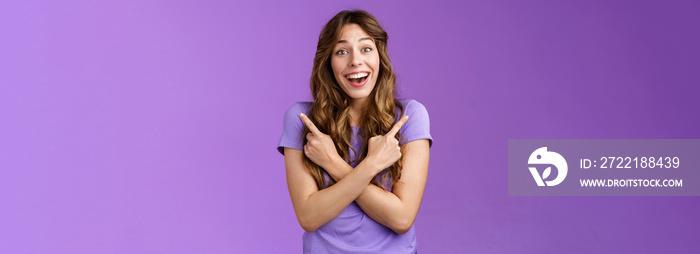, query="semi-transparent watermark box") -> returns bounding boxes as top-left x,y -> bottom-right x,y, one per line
508,139 -> 700,196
